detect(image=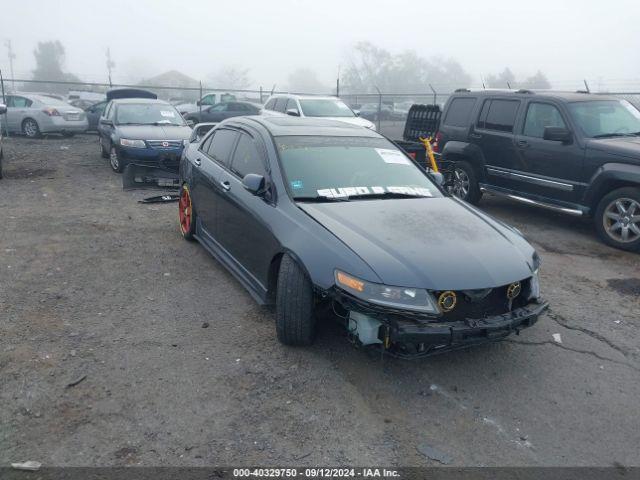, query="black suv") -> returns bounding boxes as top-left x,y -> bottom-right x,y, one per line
436,89 -> 640,251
